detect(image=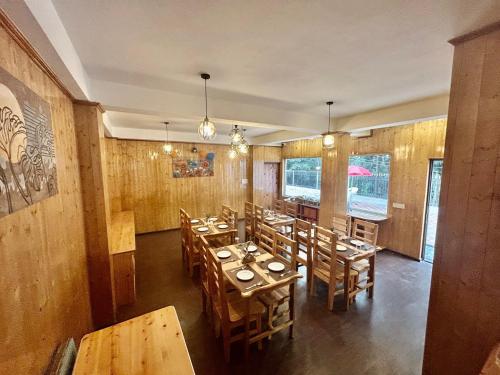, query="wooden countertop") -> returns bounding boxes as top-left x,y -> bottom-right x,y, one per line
348,210 -> 390,223
110,211 -> 135,255
73,306 -> 195,375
